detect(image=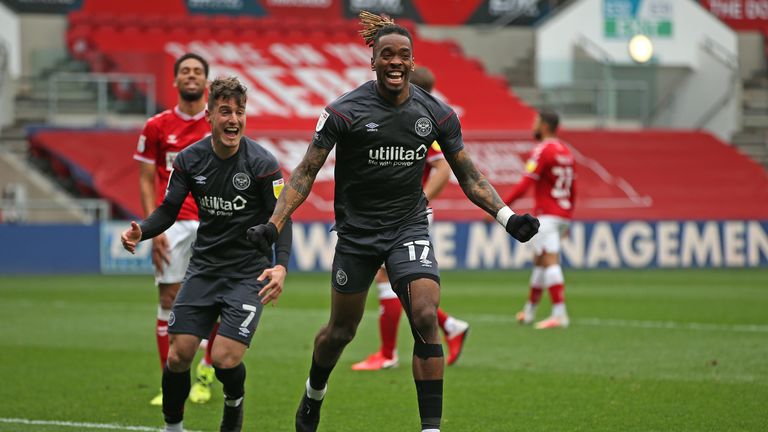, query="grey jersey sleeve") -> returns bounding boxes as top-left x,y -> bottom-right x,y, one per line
139,159 -> 190,240
311,107 -> 350,150
436,111 -> 464,155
